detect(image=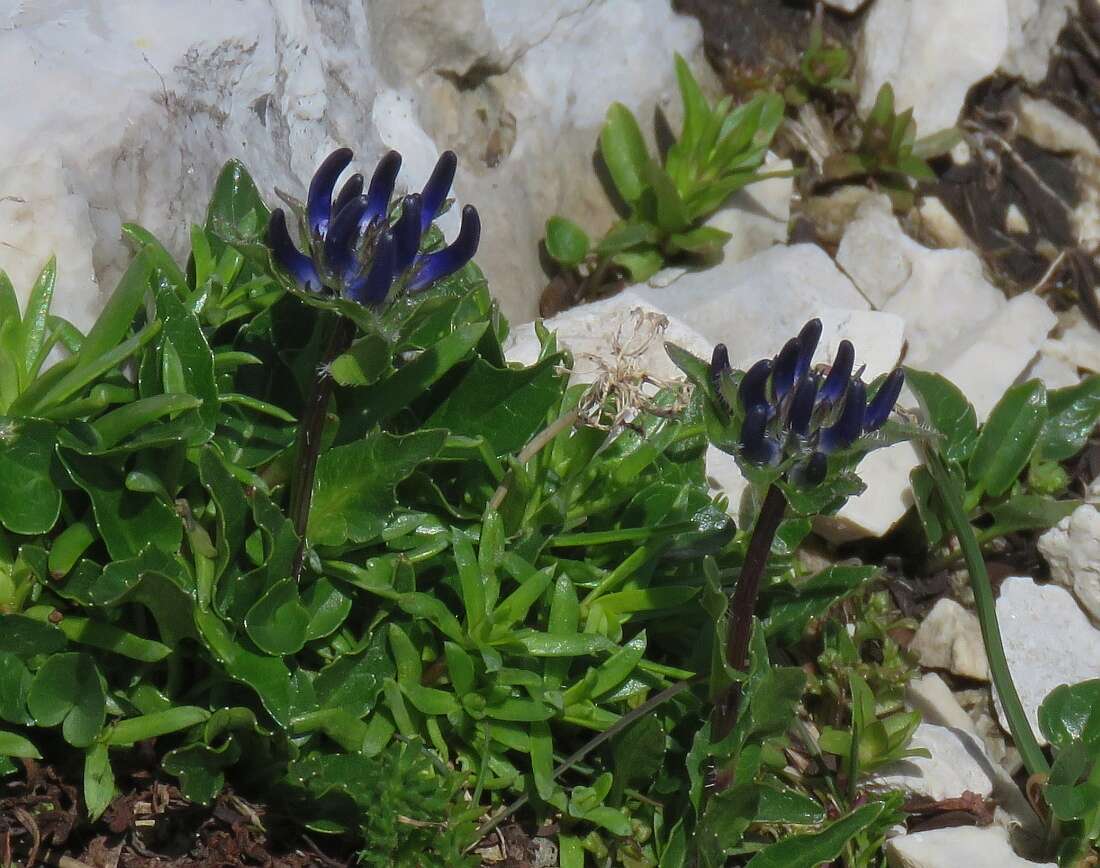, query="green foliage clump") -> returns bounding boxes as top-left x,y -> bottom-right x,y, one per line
544,55 -> 786,297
